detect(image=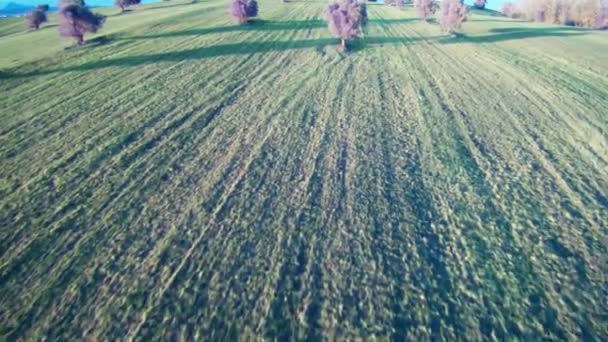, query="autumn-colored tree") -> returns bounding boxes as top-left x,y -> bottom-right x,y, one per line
439,0 -> 467,33
325,0 -> 364,50
230,0 -> 258,24
25,9 -> 47,30
414,0 -> 436,20
58,4 -> 106,44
